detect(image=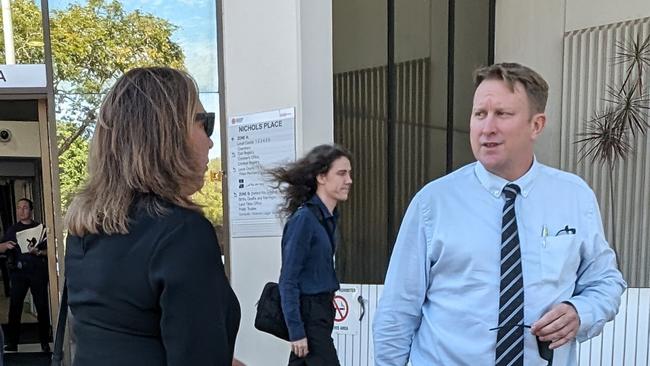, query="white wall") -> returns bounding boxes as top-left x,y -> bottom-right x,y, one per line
495,0 -> 650,168
0,121 -> 42,158
220,0 -> 334,364
566,0 -> 650,32
495,0 -> 566,168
